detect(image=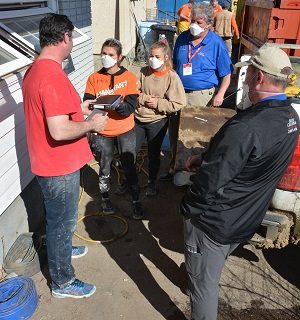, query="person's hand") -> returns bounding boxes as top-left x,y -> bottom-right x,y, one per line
145,96 -> 158,109
88,113 -> 108,133
81,99 -> 96,115
185,154 -> 203,172
212,92 -> 224,107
